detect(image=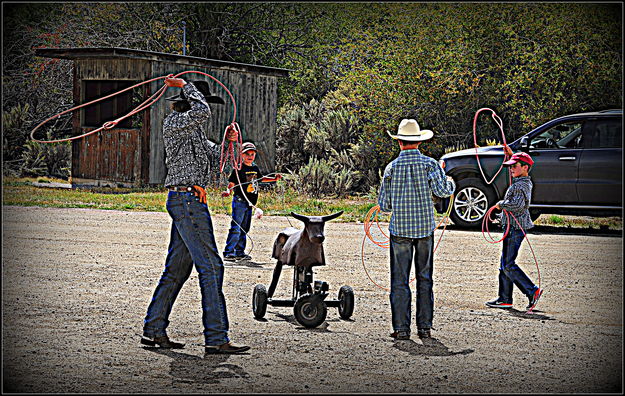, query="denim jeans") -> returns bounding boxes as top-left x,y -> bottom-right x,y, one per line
497,228 -> 538,303
143,191 -> 230,346
223,195 -> 252,257
389,234 -> 434,332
